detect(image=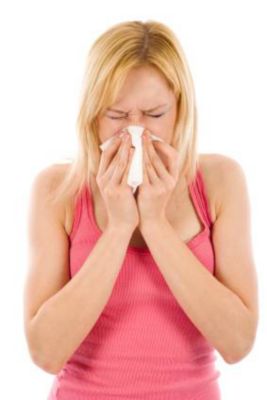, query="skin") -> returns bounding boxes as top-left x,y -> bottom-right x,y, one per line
92,65 -> 188,245
86,66 -> 258,362
96,65 -> 177,146
24,66 -> 258,373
